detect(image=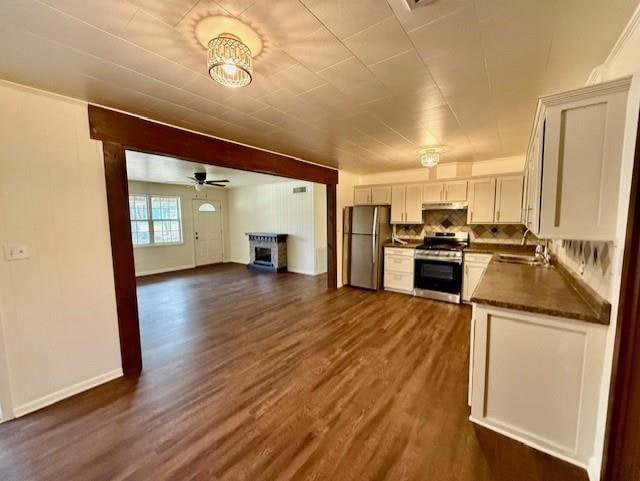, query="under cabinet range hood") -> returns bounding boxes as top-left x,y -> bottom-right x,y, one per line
422,201 -> 468,210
